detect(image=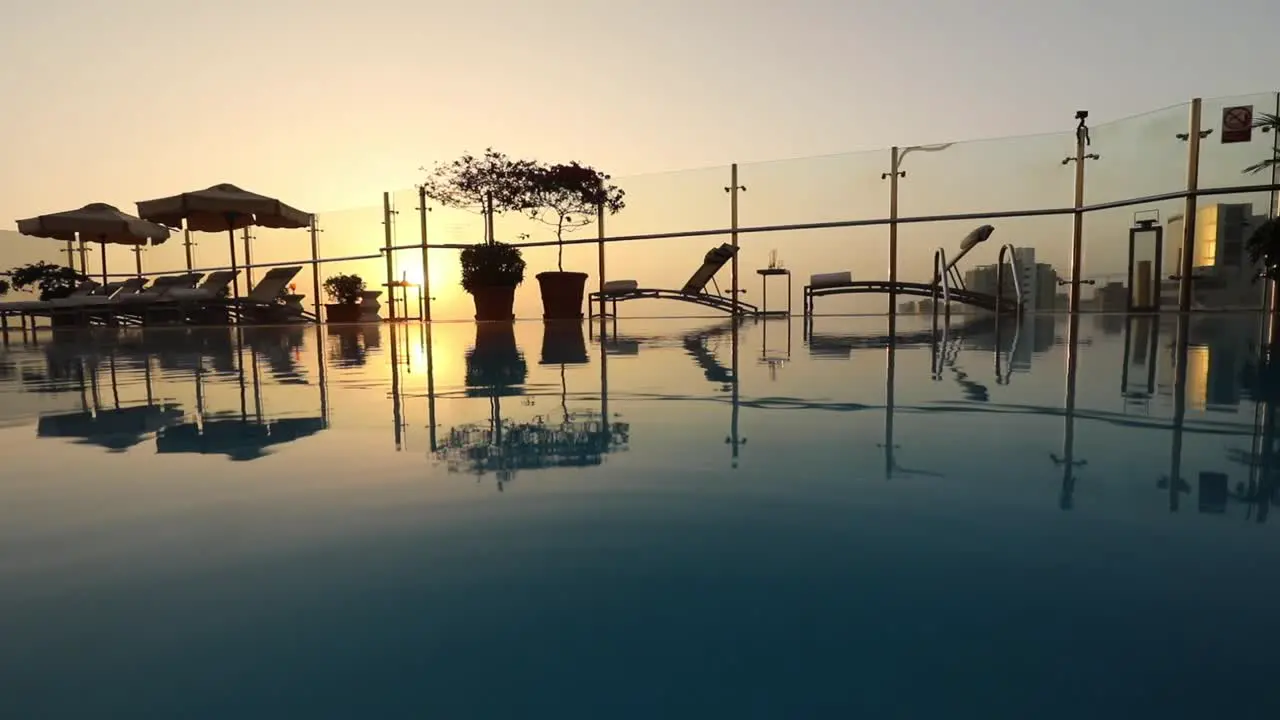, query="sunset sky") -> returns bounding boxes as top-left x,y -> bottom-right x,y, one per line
1,0 -> 1277,319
